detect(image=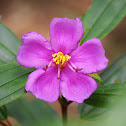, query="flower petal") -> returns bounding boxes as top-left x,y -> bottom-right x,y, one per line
17,31 -> 54,68
49,17 -> 84,54
60,66 -> 97,103
25,66 -> 60,102
70,38 -> 109,74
